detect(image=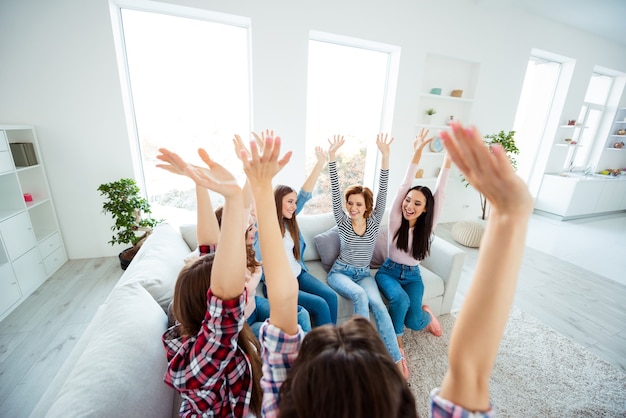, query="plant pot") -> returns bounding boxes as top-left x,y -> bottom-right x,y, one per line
118,247 -> 136,270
